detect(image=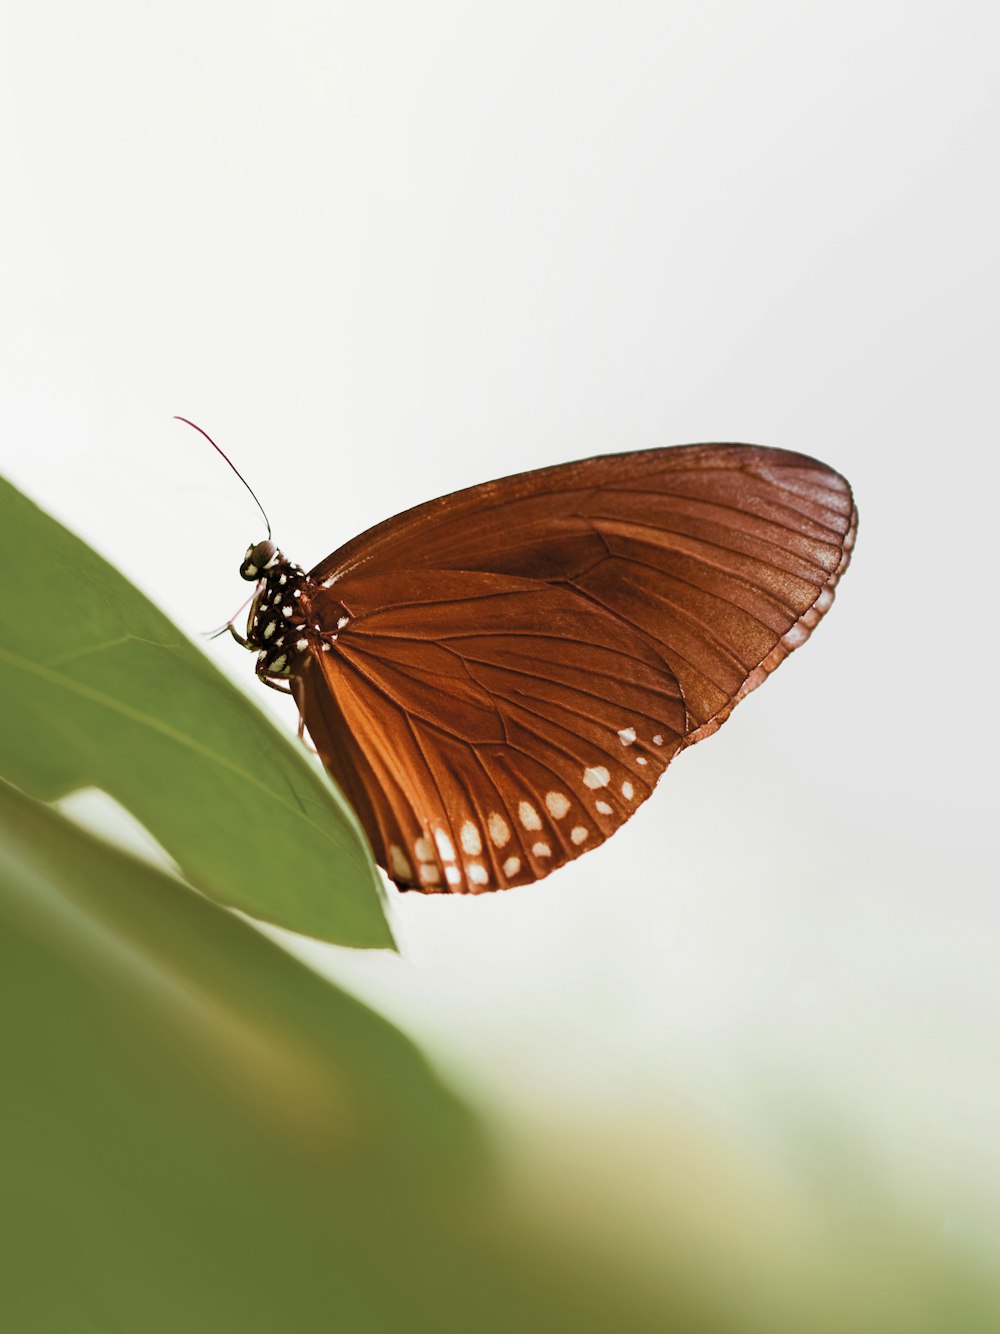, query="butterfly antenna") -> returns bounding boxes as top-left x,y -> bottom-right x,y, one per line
174,416 -> 272,539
